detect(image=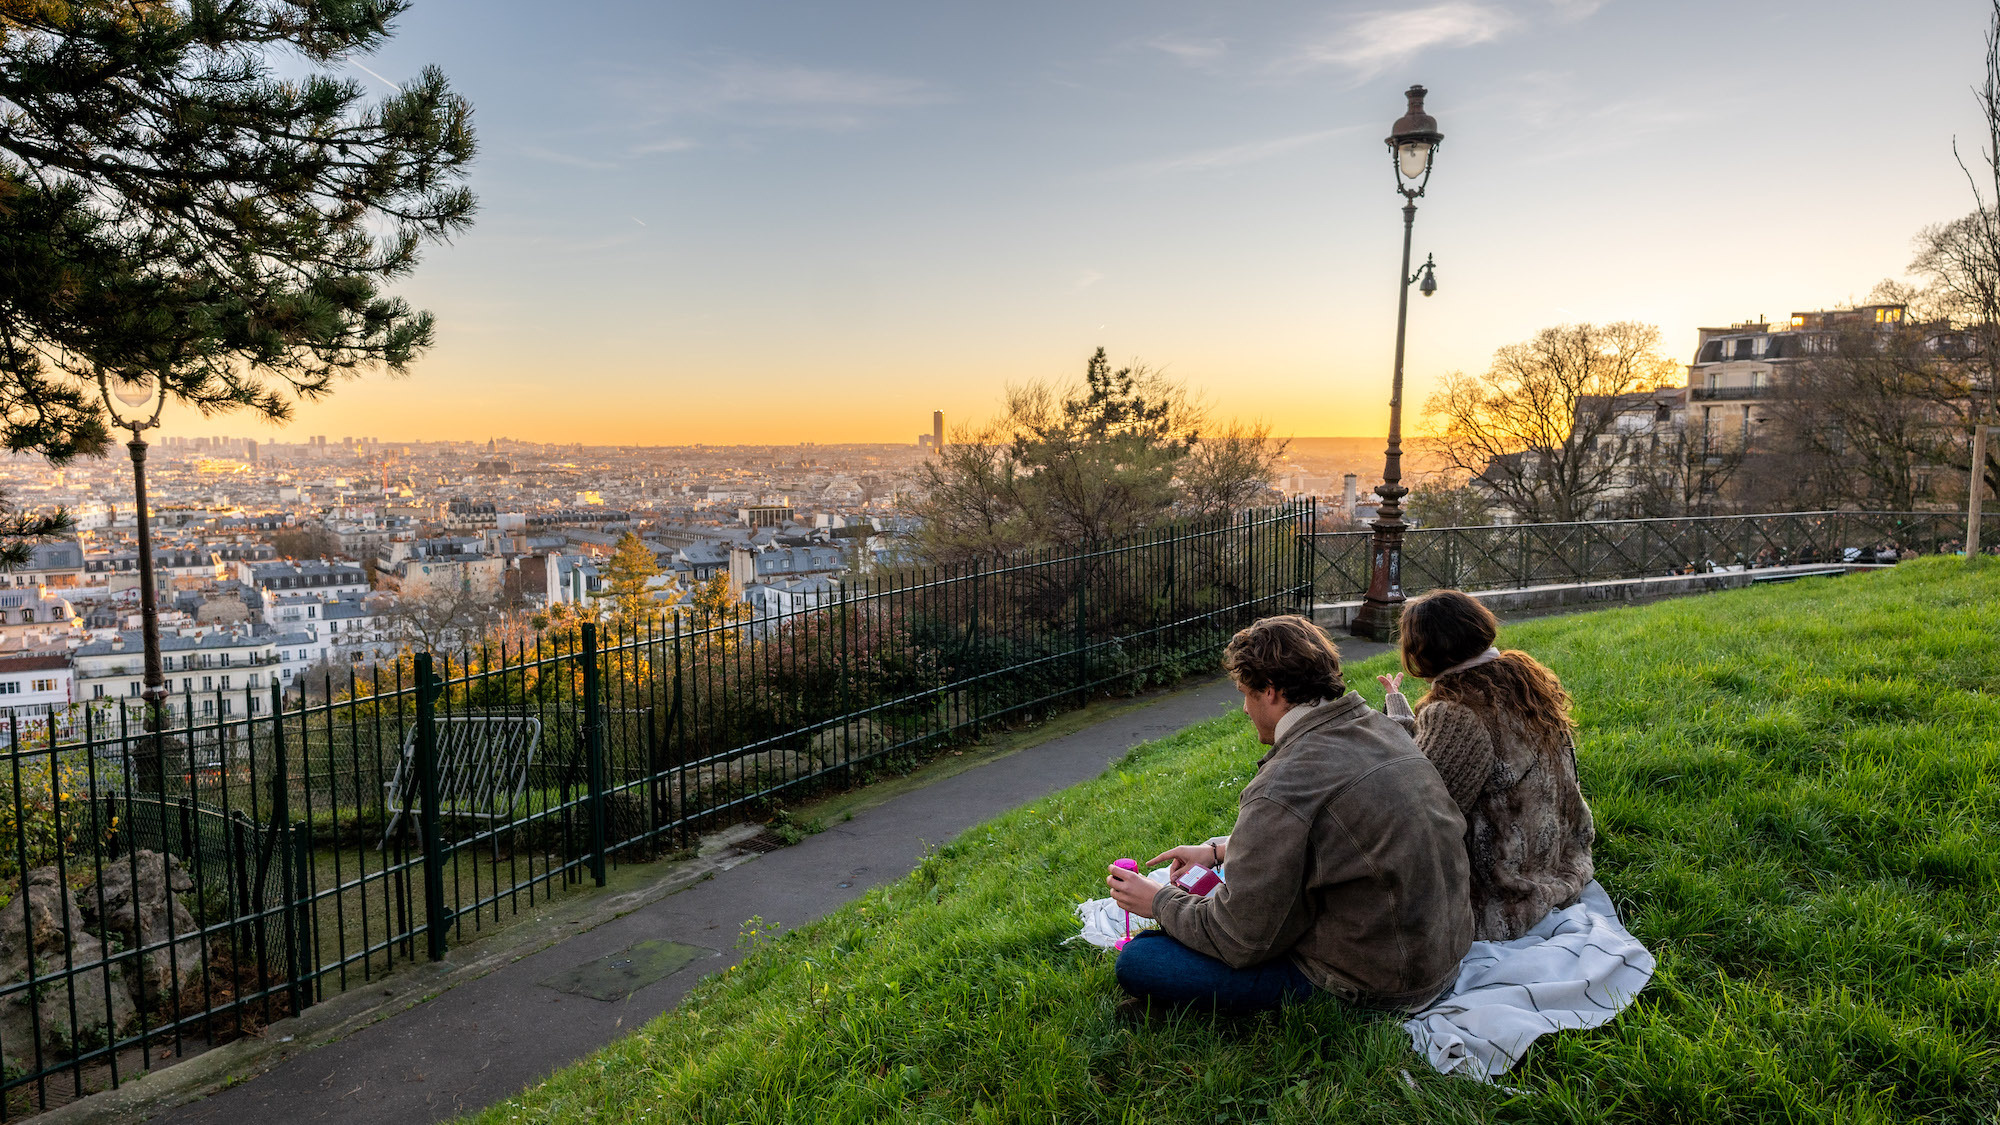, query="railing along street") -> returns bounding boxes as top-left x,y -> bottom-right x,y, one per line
1302,509 -> 1967,603
0,503 -> 1312,1116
